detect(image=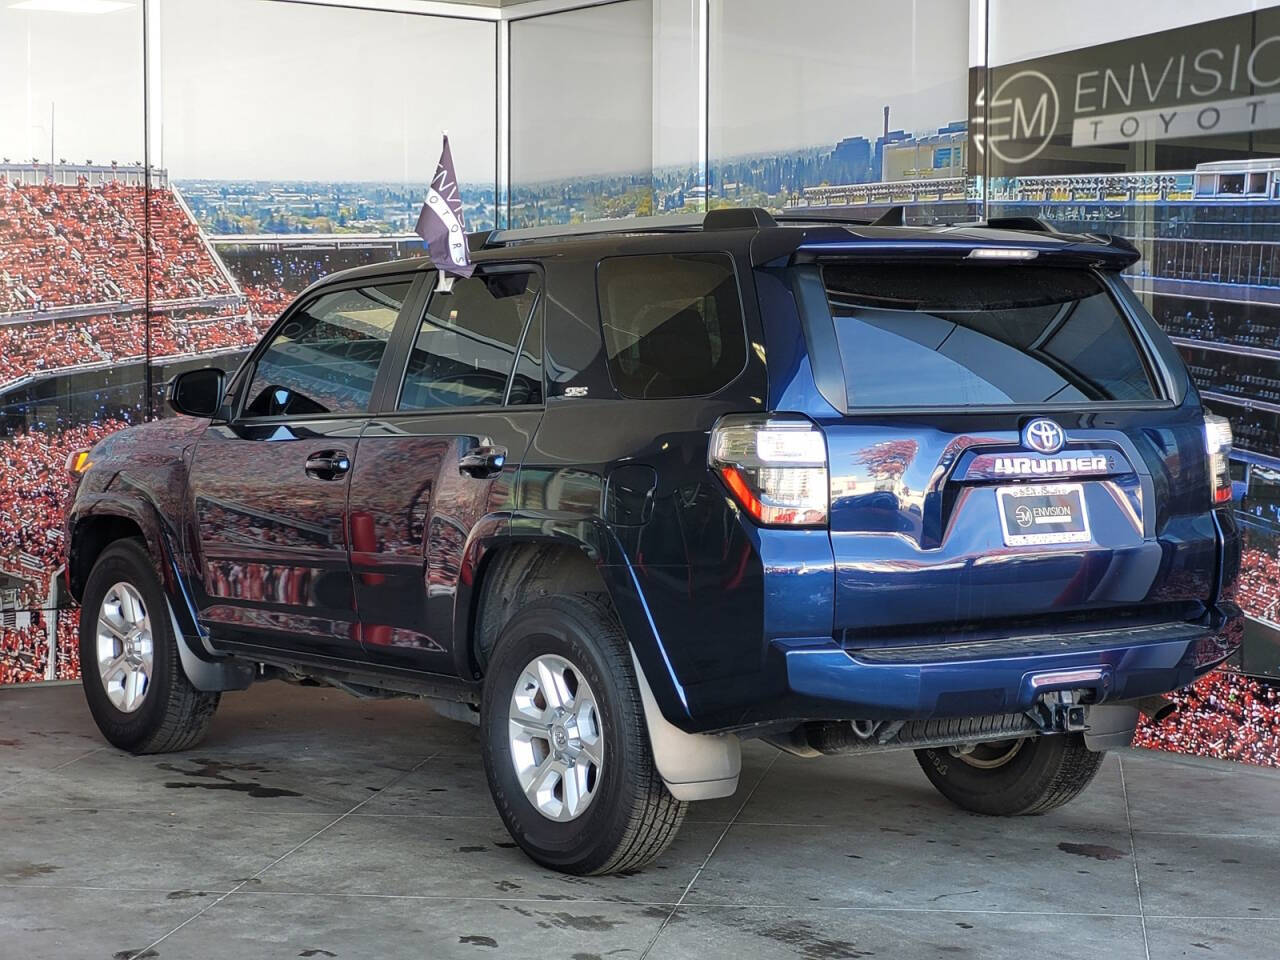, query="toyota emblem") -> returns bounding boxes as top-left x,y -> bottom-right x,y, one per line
1023,418 -> 1065,454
